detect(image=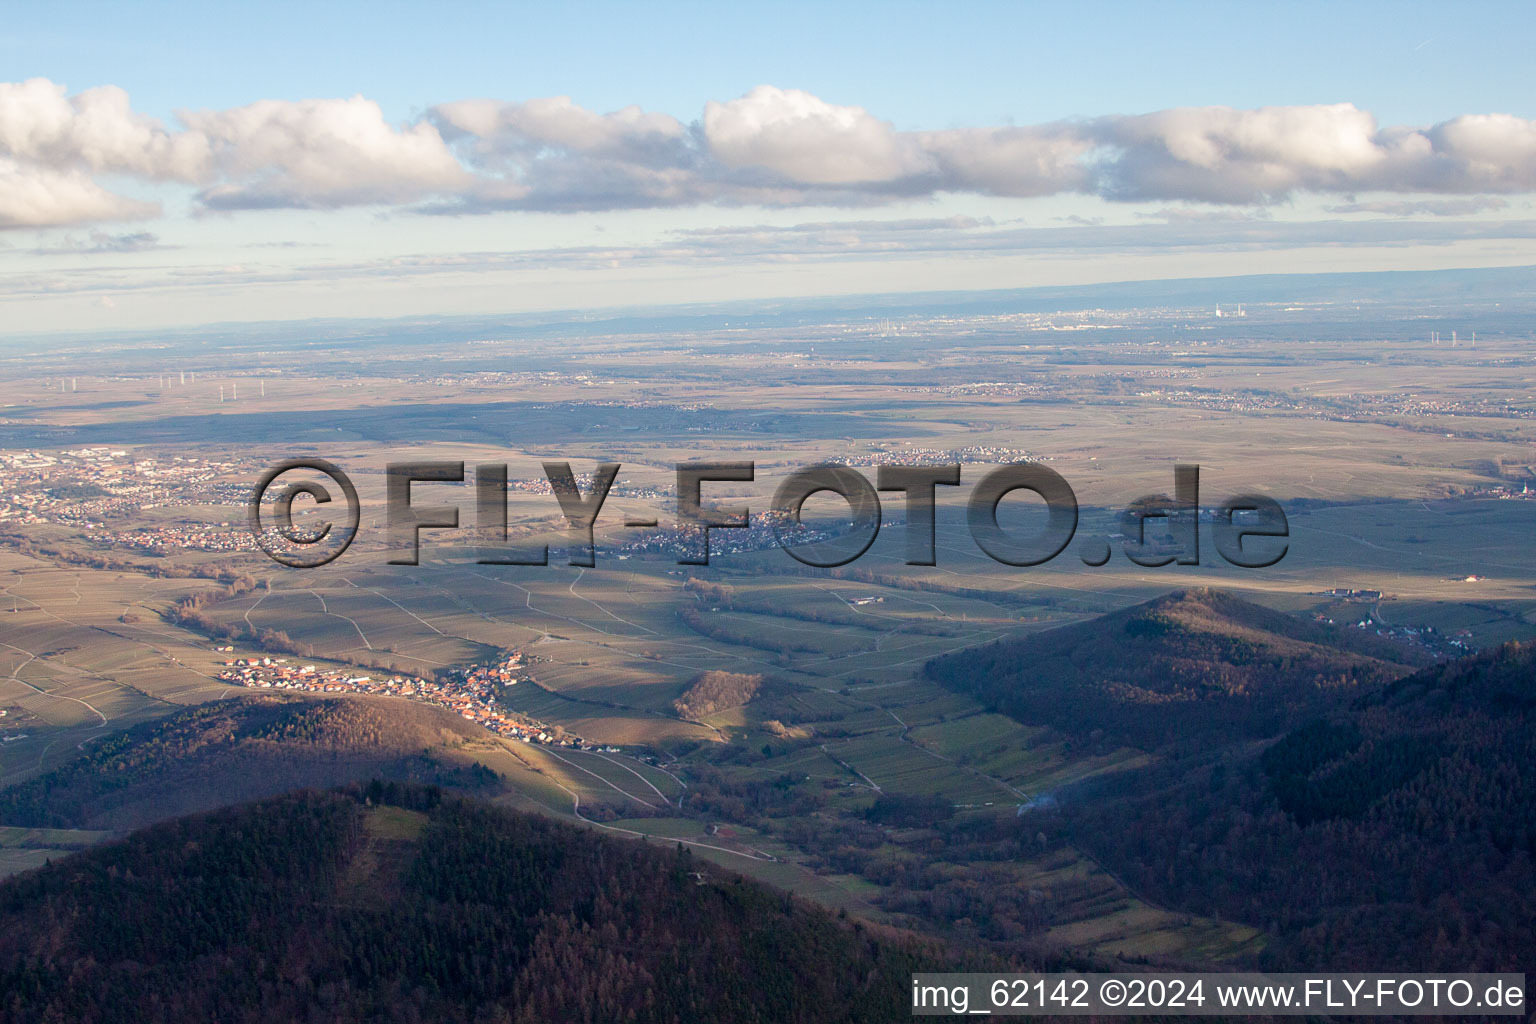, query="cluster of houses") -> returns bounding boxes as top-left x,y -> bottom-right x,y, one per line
497,471 -> 664,501
90,524 -> 263,553
89,521 -> 321,556
1467,483 -> 1535,501
843,444 -> 1043,467
216,650 -> 614,751
1334,390 -> 1535,422
1321,587 -> 1383,603
611,506 -> 803,560
1315,598 -> 1472,657
0,707 -> 27,744
0,448 -> 248,531
1132,387 -> 1305,415
1354,618 -> 1471,655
